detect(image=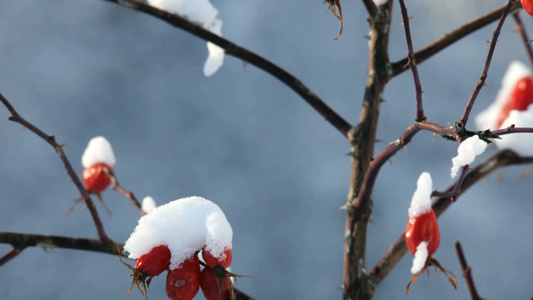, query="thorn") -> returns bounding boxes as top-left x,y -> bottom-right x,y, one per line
8,116 -> 14,121
433,132 -> 437,141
